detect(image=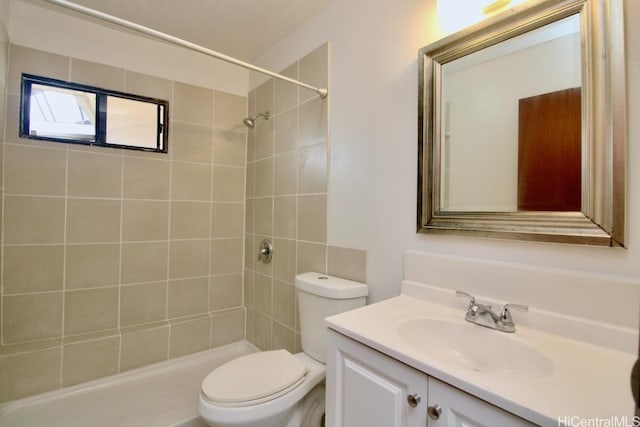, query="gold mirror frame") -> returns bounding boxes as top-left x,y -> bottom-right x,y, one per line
417,0 -> 626,247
